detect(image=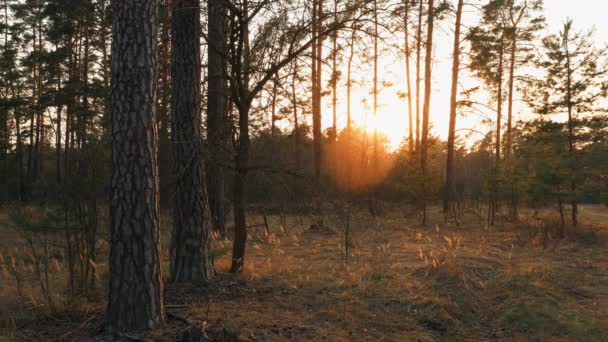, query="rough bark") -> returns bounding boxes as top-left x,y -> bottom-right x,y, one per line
207,0 -> 227,235
170,0 -> 214,283
158,0 -> 172,206
107,0 -> 165,333
0,0 -> 7,196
